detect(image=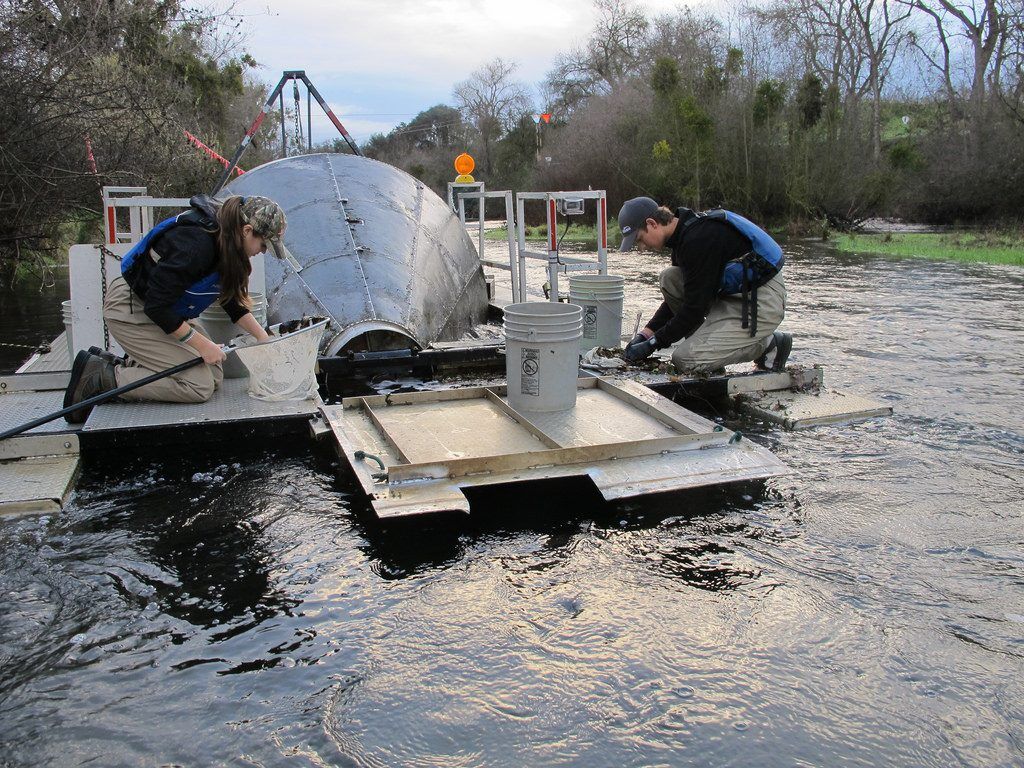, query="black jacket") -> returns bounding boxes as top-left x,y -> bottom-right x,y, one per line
124,221 -> 248,334
648,208 -> 753,347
